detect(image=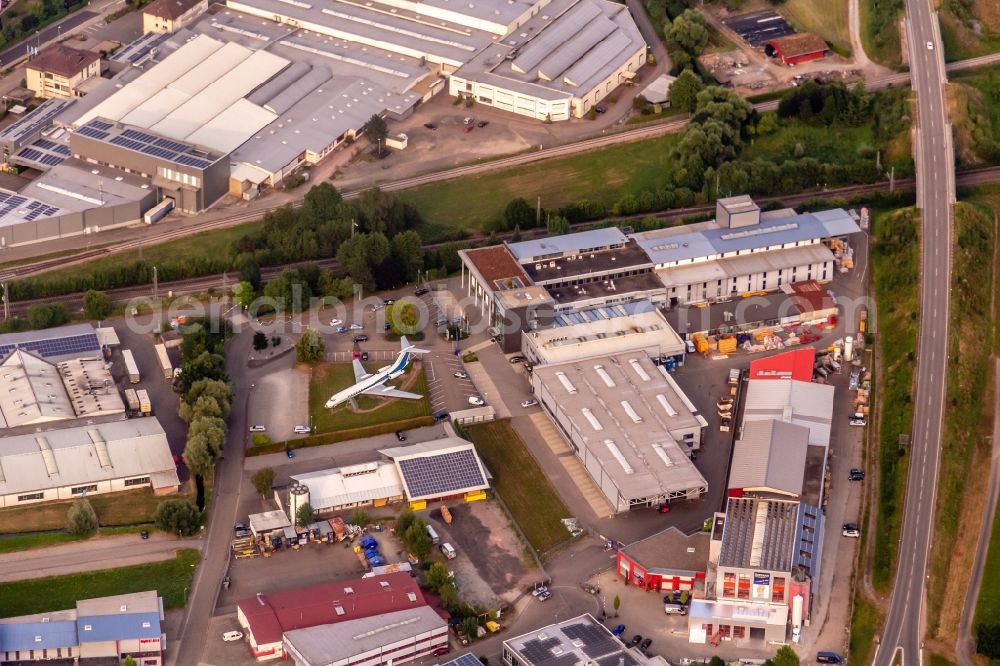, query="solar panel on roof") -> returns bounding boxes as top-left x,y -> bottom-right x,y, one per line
442,654 -> 485,666
53,145 -> 71,156
121,129 -> 158,144
78,126 -> 110,140
9,196 -> 26,206
154,138 -> 190,152
34,138 -> 57,150
17,148 -> 43,161
110,136 -> 146,152
396,449 -> 485,498
90,120 -> 113,131
175,154 -> 210,169
39,154 -> 63,166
